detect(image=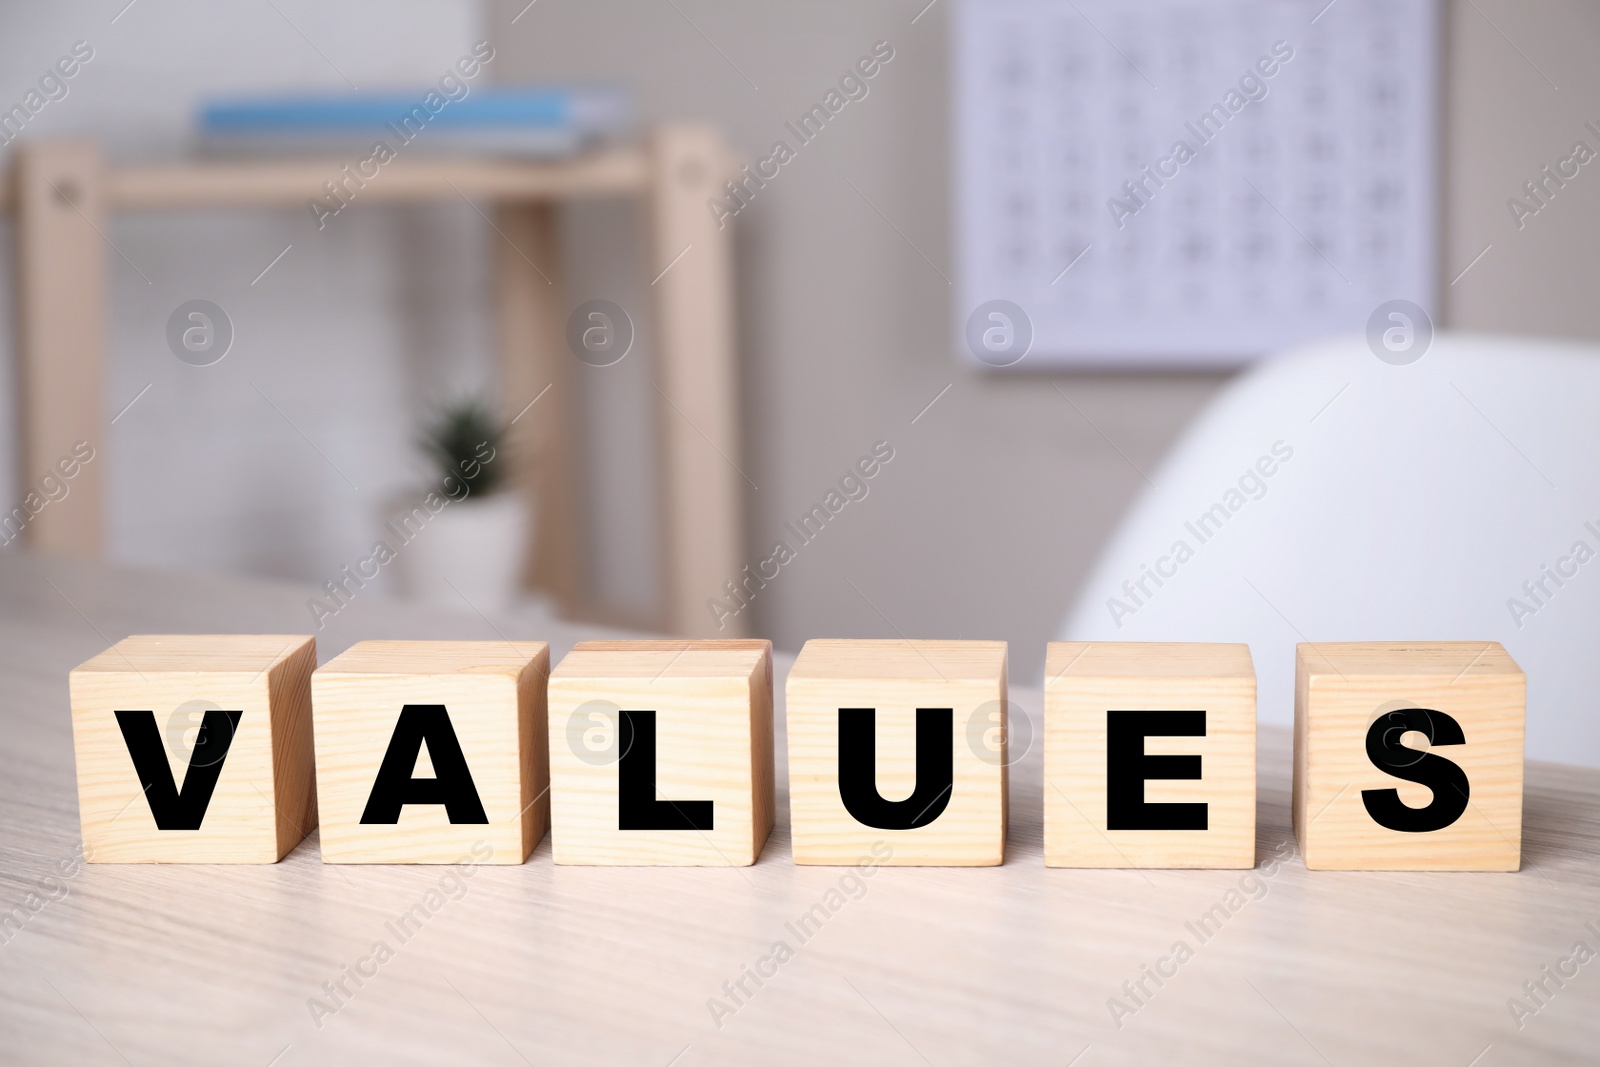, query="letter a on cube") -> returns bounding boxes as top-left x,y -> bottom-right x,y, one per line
547,640 -> 773,865
312,640 -> 549,863
787,639 -> 1008,865
68,635 -> 318,863
1293,642 -> 1524,871
1044,642 -> 1256,868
